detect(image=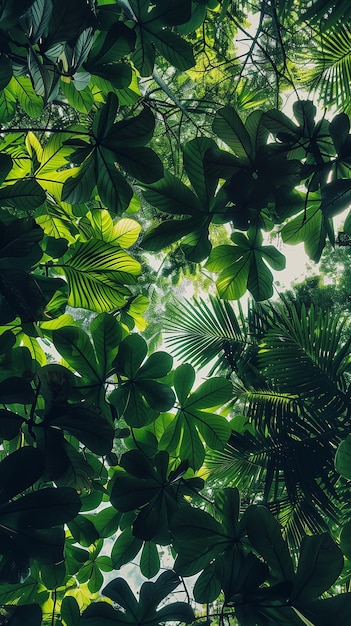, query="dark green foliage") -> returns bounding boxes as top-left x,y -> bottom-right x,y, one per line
1,1 -> 351,625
